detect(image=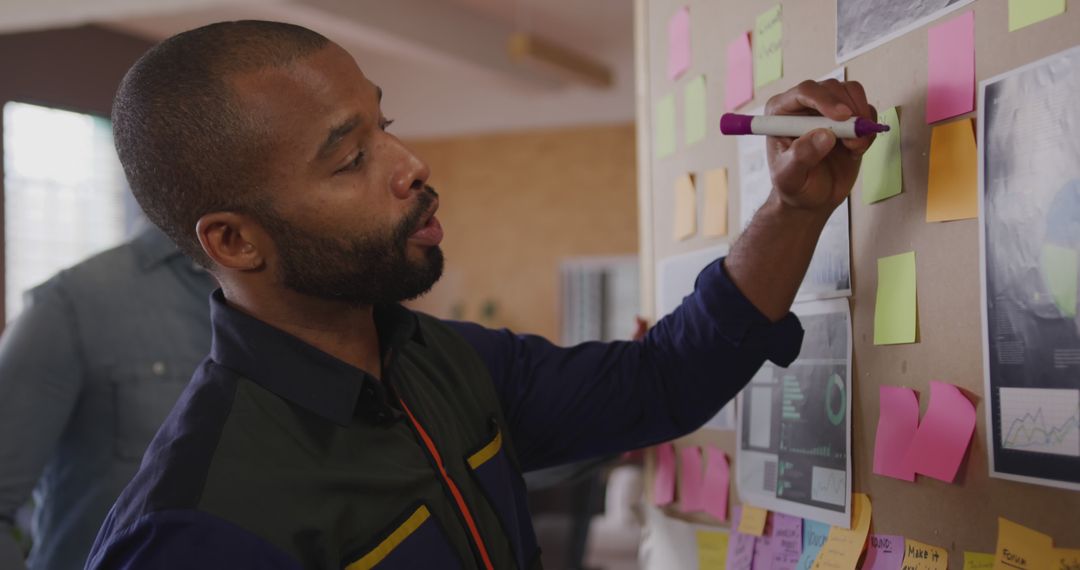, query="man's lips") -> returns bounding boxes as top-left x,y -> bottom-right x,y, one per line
409,202 -> 443,246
